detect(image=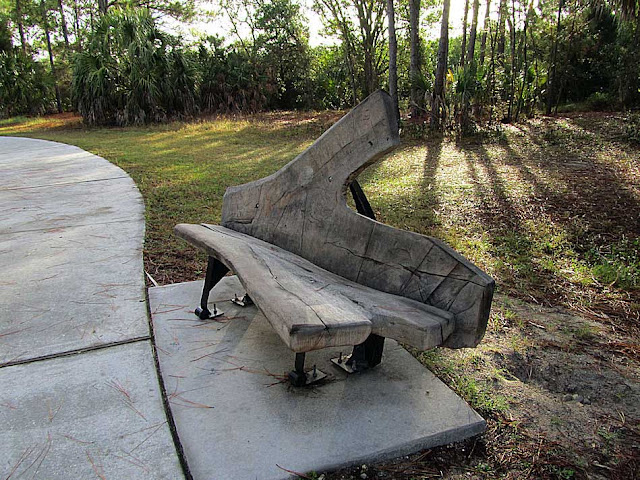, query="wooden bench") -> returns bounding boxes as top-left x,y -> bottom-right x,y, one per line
175,91 -> 495,386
